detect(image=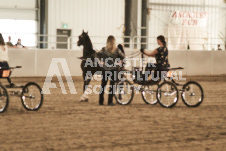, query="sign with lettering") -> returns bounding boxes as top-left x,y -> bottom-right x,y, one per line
169,11 -> 208,27
168,11 -> 208,50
